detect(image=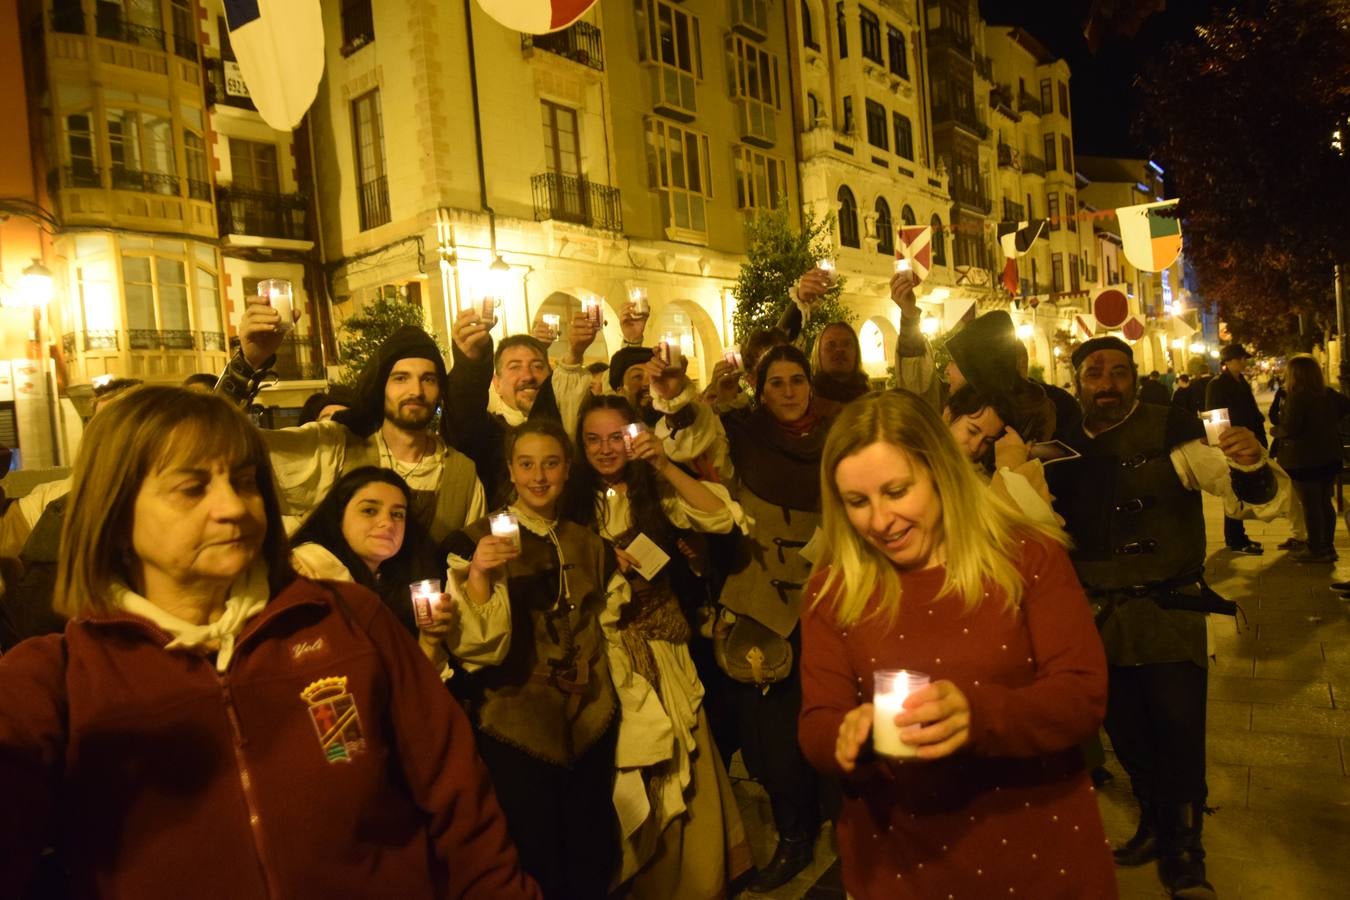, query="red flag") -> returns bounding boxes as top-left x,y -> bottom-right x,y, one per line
897,226 -> 932,282
1001,258 -> 1019,294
